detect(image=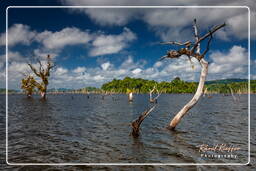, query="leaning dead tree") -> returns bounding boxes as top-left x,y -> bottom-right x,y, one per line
131,89 -> 161,137
27,55 -> 54,99
131,104 -> 157,137
160,19 -> 225,130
